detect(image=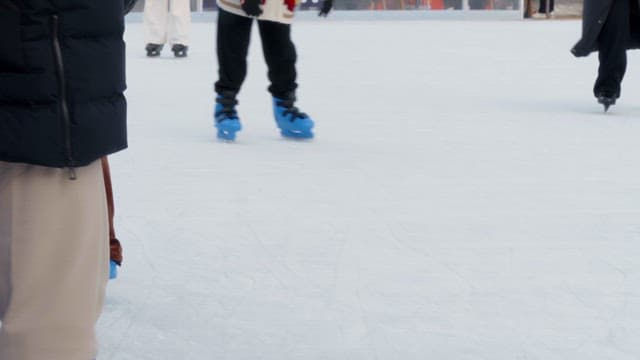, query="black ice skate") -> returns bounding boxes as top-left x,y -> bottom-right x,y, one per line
596,93 -> 617,112
172,44 -> 188,58
145,43 -> 163,57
